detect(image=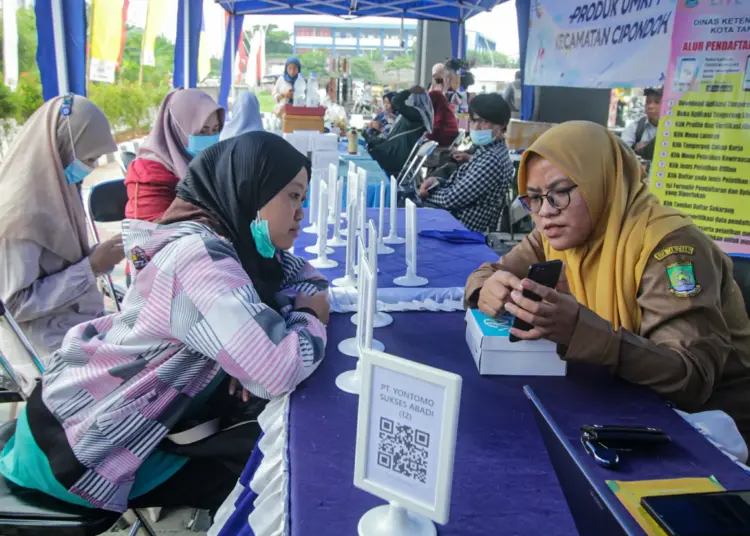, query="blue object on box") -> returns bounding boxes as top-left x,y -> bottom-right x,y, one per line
419,229 -> 486,244
469,309 -> 514,337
